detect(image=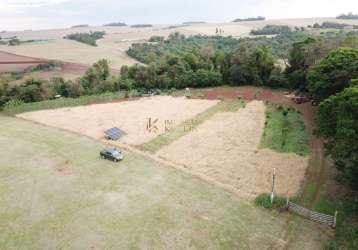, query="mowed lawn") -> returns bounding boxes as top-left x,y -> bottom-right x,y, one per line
0,115 -> 290,250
